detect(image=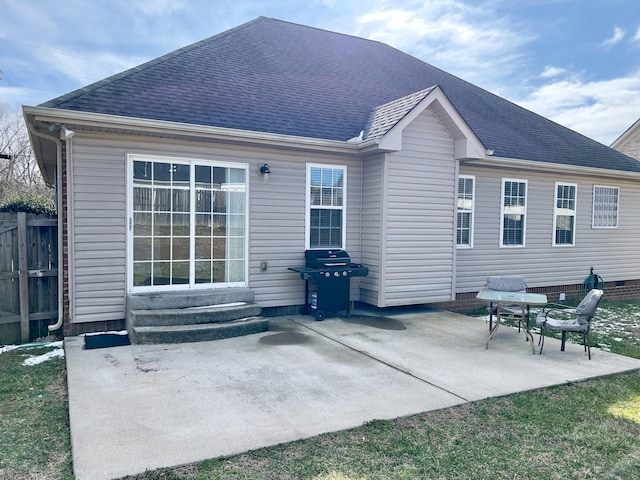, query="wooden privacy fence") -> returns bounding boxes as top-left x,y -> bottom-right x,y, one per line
0,212 -> 58,344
